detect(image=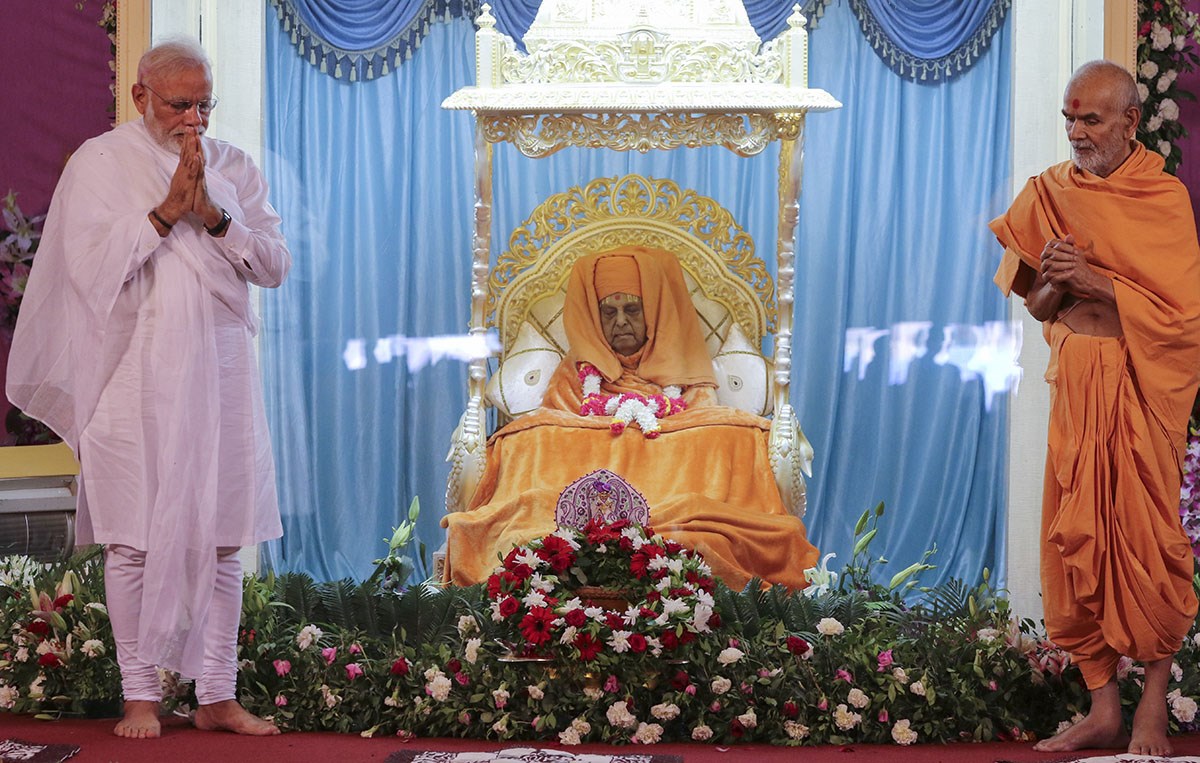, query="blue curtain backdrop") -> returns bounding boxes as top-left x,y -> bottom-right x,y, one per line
260,0 -> 1012,591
